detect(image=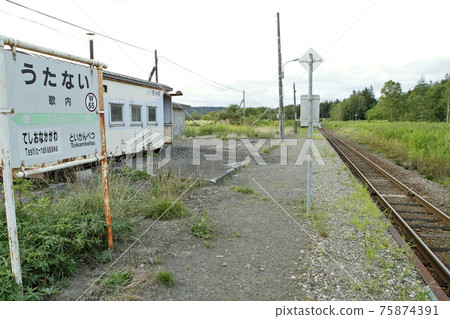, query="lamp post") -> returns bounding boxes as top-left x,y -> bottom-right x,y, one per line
281,58 -> 300,79
282,59 -> 300,134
